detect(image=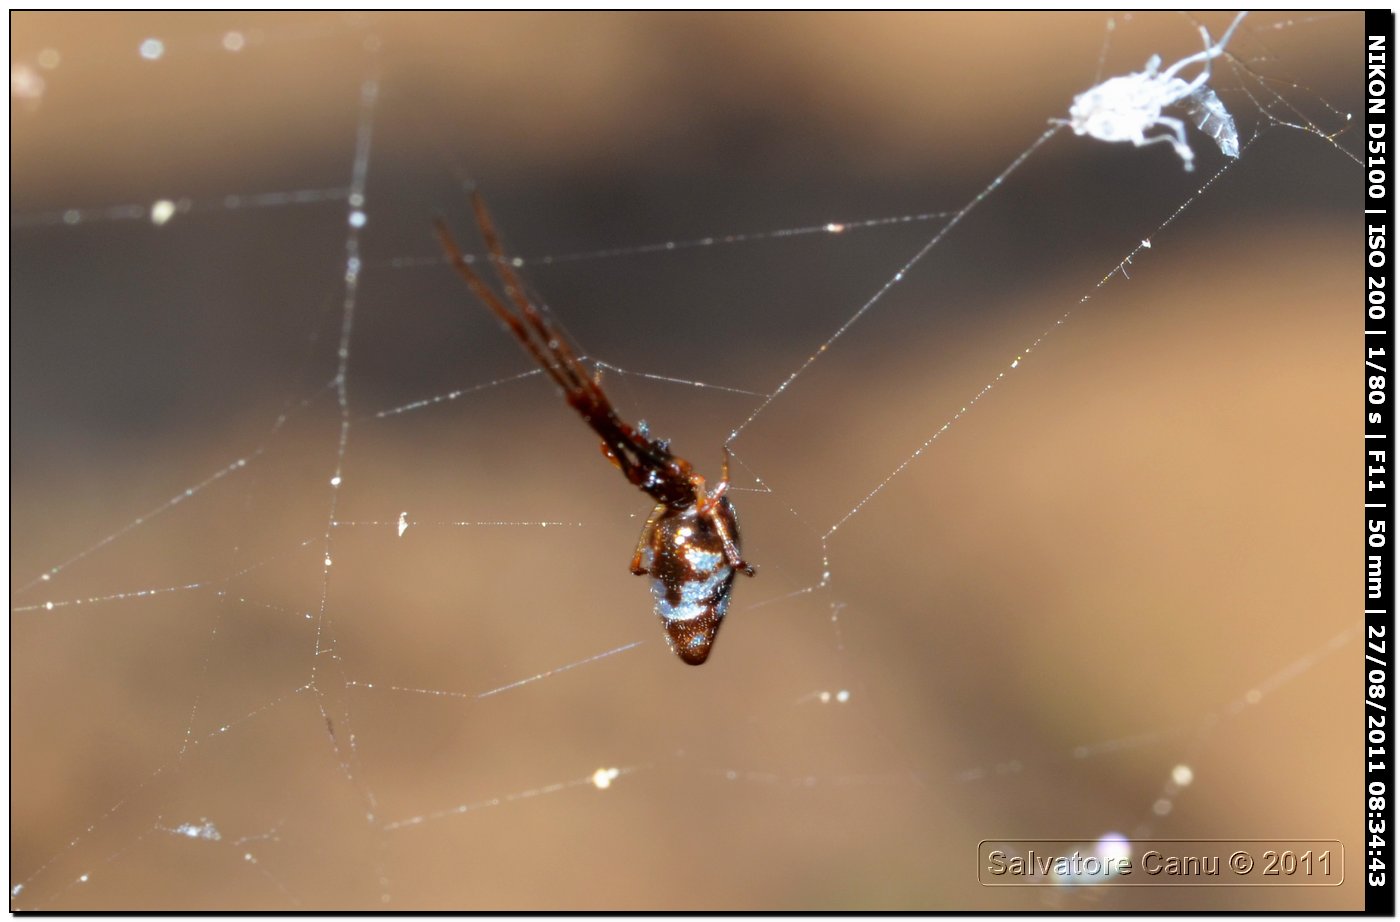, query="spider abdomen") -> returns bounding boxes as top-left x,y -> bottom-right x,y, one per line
637,501 -> 742,665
